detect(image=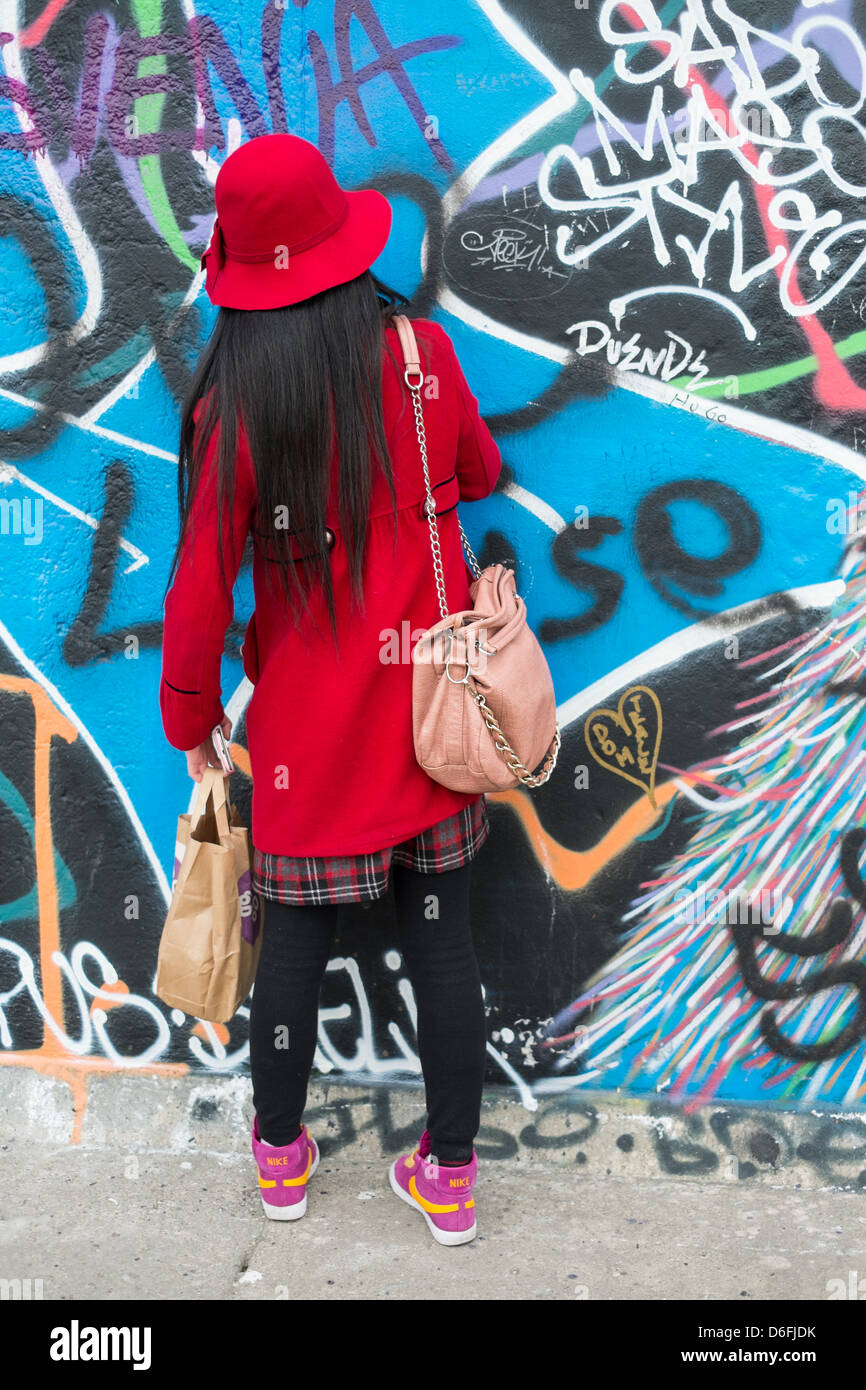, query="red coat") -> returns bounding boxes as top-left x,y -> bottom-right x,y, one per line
159,317 -> 503,855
